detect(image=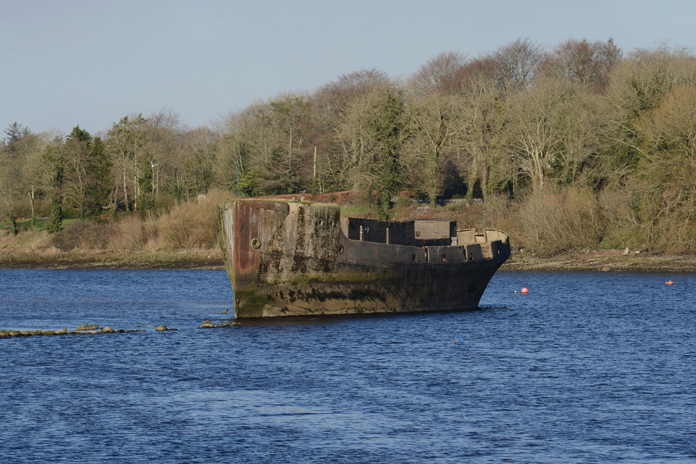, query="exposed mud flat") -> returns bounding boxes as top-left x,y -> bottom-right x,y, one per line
2,247 -> 695,273
0,250 -> 225,270
502,249 -> 696,273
